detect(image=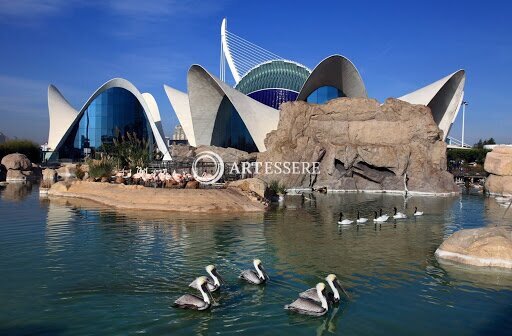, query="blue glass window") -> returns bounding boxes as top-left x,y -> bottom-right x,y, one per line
247,89 -> 298,109
58,87 -> 153,160
211,96 -> 258,153
306,86 -> 345,104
